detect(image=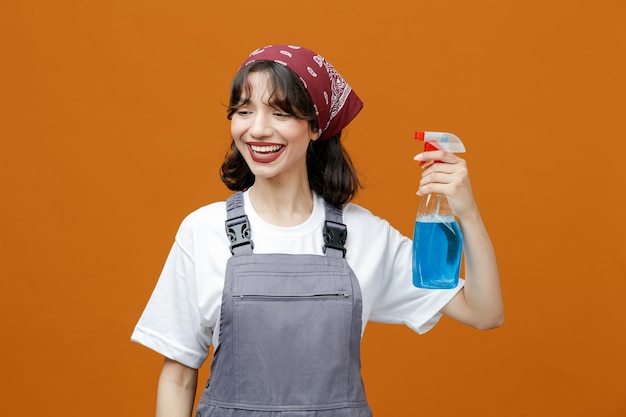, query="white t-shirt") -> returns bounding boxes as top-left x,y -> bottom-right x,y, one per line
131,190 -> 463,369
